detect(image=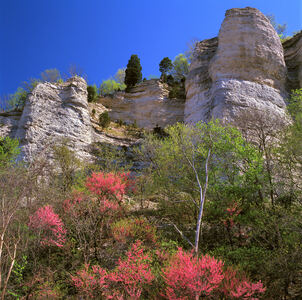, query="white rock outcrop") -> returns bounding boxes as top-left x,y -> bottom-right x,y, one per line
185,7 -> 288,123
14,76 -> 93,161
100,79 -> 185,129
